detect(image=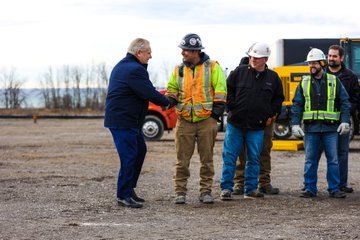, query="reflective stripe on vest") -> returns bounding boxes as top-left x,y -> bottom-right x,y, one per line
301,74 -> 340,121
176,59 -> 213,120
177,60 -> 212,103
